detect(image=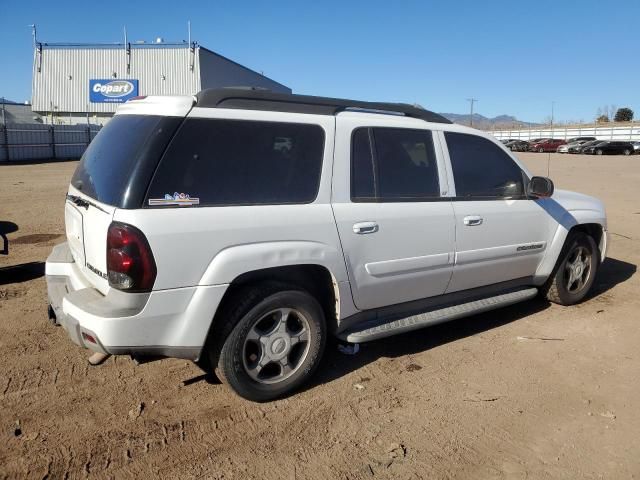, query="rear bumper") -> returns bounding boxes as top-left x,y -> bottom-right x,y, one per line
46,242 -> 228,361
